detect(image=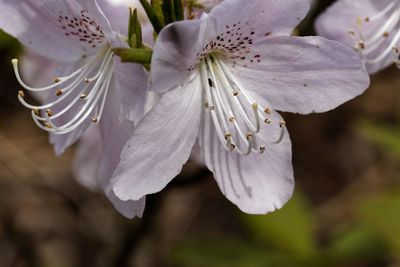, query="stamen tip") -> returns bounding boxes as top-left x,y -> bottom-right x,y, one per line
18,90 -> 25,98
11,58 -> 18,64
